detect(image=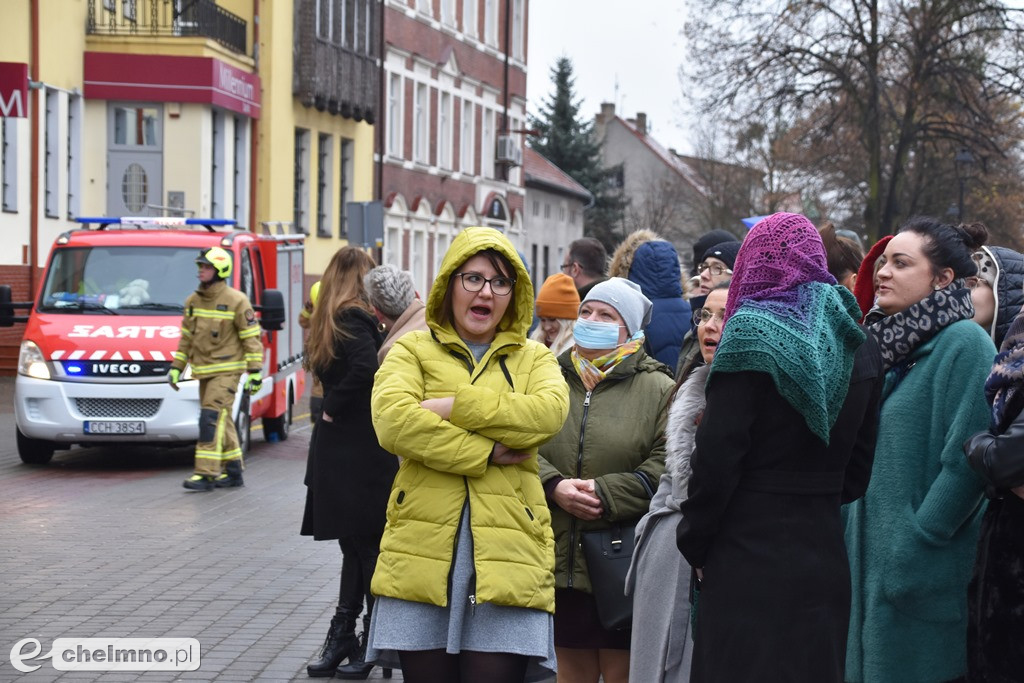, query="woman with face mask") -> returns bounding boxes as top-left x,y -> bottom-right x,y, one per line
537,277 -> 676,683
